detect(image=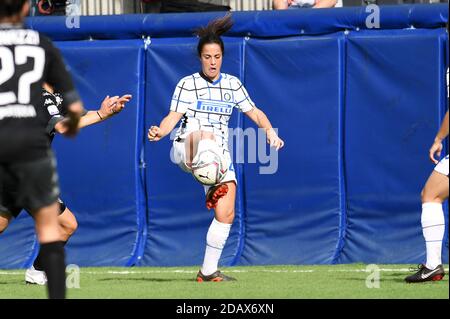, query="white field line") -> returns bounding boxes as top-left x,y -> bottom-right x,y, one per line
0,268 -> 448,276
